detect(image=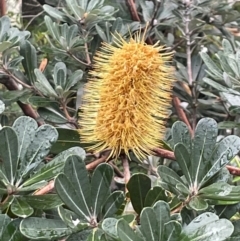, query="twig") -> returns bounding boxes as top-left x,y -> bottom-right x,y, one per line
0,77 -> 44,126
85,43 -> 91,65
154,147 -> 240,176
109,161 -> 124,178
67,51 -> 91,66
34,154 -> 110,195
1,66 -> 33,89
125,0 -> 153,45
0,0 -> 6,16
184,0 -> 197,131
173,96 -> 193,137
122,155 -> 131,192
24,10 -> 44,30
